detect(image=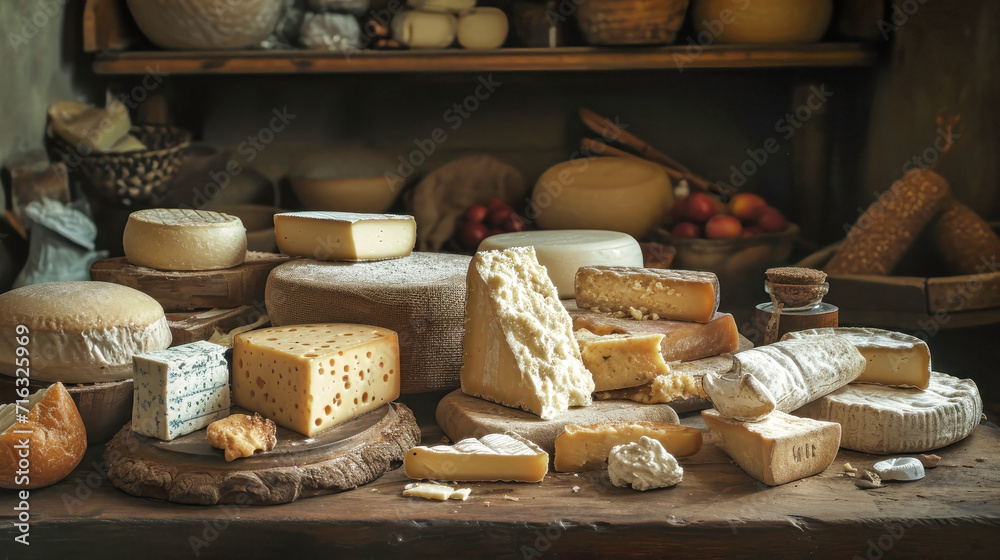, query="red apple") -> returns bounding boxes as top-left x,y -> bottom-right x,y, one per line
502,214 -> 528,232
742,226 -> 763,237
705,215 -> 743,239
460,222 -> 488,247
464,204 -> 488,223
488,198 -> 508,210
671,196 -> 689,224
729,193 -> 768,222
683,192 -> 716,223
756,208 -> 788,233
487,206 -> 514,228
671,221 -> 702,238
